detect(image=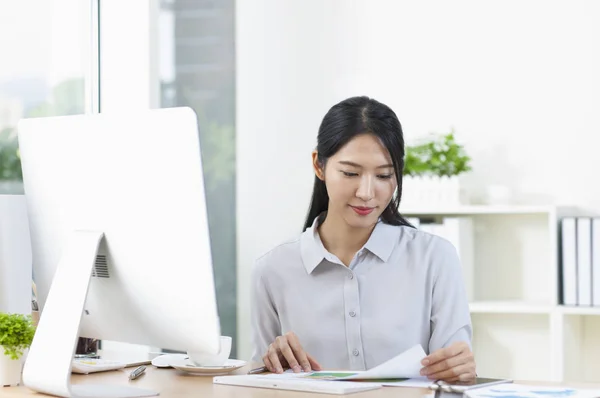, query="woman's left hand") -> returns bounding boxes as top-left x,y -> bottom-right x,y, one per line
420,341 -> 476,382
